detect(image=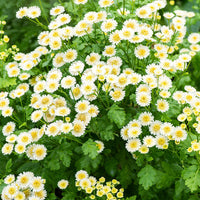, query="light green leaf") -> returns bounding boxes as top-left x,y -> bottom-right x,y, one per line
107,104 -> 126,128
82,139 -> 99,159
138,165 -> 157,190
182,165 -> 200,192
100,124 -> 115,141
0,77 -> 16,88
